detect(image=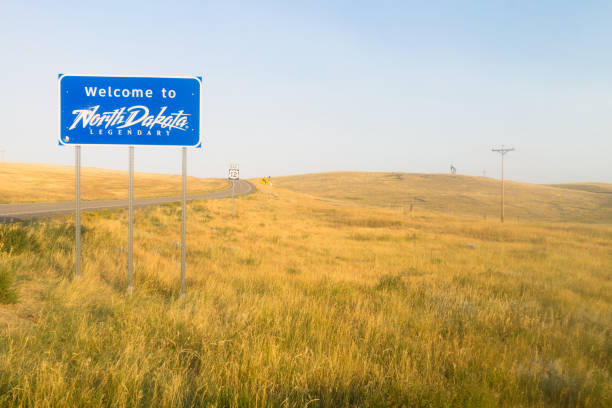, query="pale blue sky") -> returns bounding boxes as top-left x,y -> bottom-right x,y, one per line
1,0 -> 611,183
